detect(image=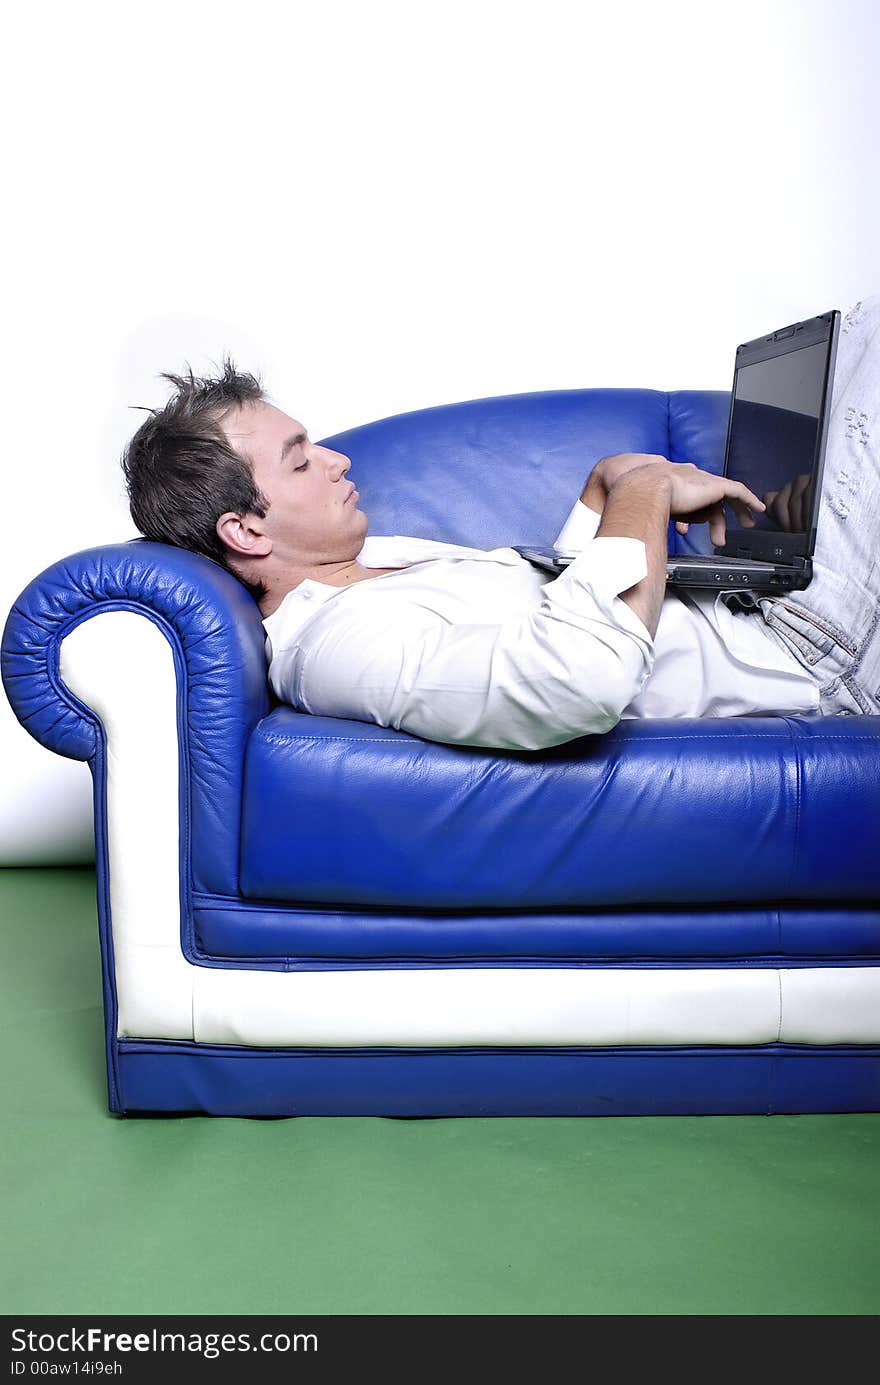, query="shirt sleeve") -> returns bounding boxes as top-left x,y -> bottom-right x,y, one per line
553,498 -> 602,551
269,536 -> 655,752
